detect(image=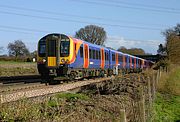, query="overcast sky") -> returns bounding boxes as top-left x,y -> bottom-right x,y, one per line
0,0 -> 180,54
